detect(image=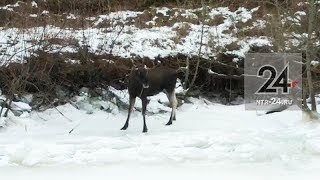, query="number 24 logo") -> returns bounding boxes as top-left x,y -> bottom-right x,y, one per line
256,64 -> 296,94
